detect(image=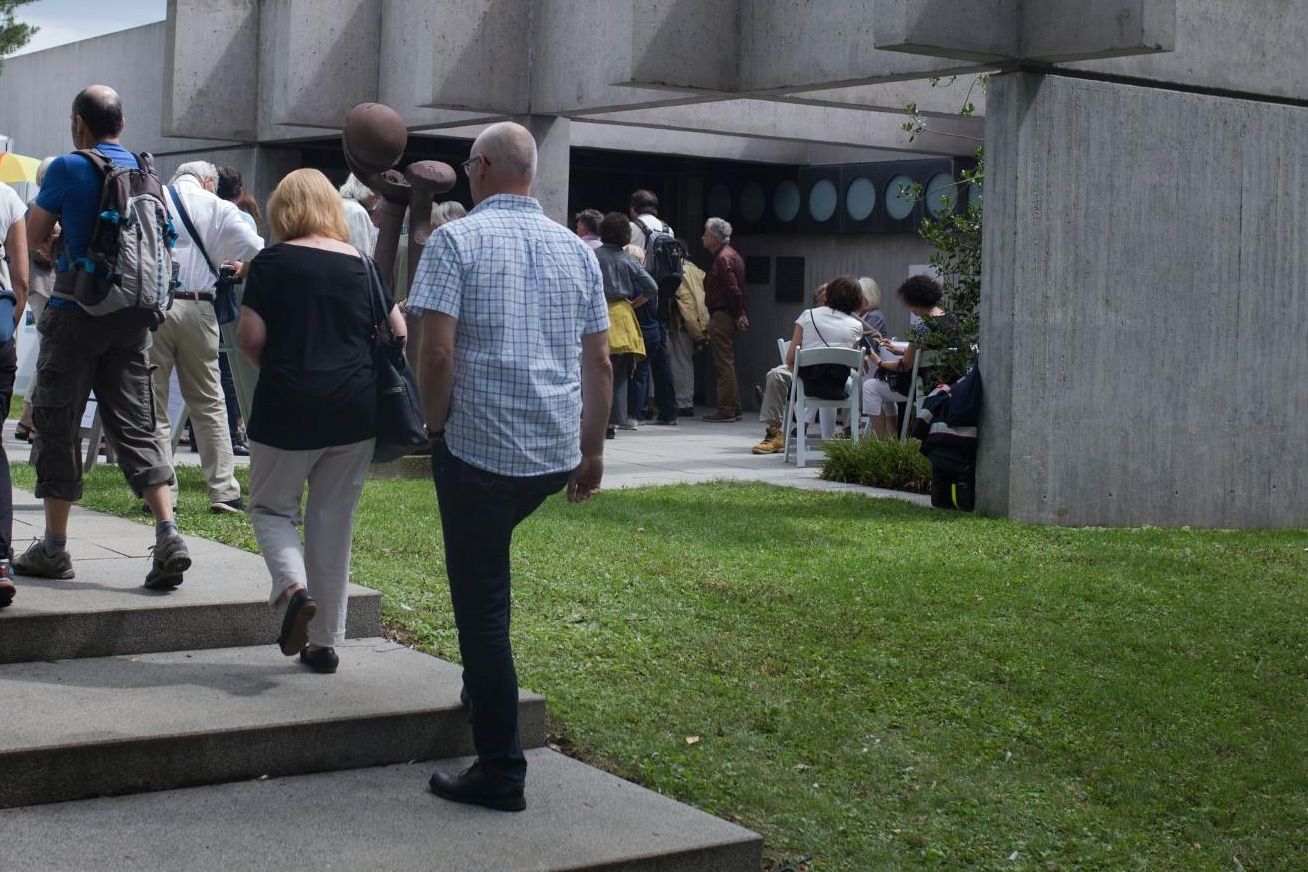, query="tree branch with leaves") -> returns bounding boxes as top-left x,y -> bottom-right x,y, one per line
0,0 -> 38,72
